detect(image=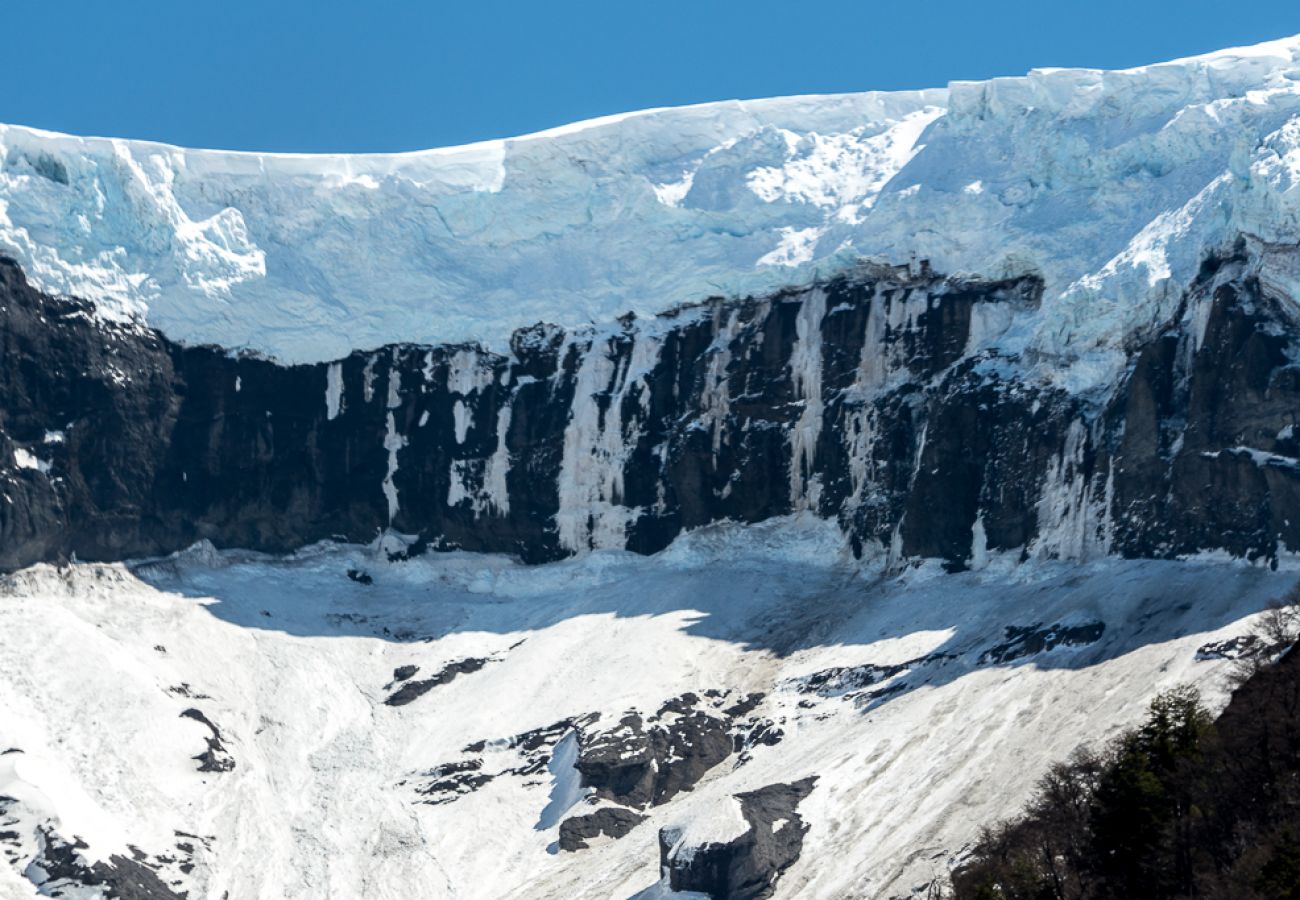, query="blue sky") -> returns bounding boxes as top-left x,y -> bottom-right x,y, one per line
5,1 -> 1299,152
